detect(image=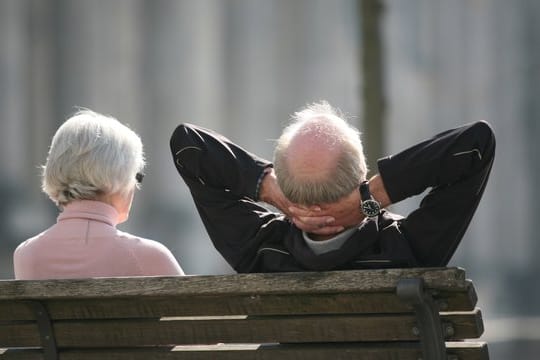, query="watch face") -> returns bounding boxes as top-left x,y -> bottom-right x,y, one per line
361,199 -> 381,217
